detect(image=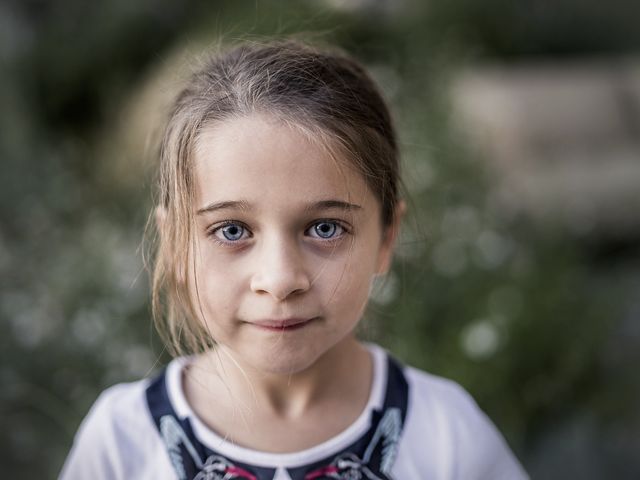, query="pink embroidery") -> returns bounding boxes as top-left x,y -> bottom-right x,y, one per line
227,466 -> 258,480
305,465 -> 339,479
